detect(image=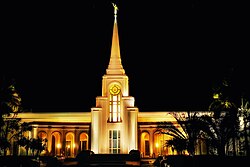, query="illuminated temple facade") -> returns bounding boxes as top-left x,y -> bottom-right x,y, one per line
15,8 -> 206,157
